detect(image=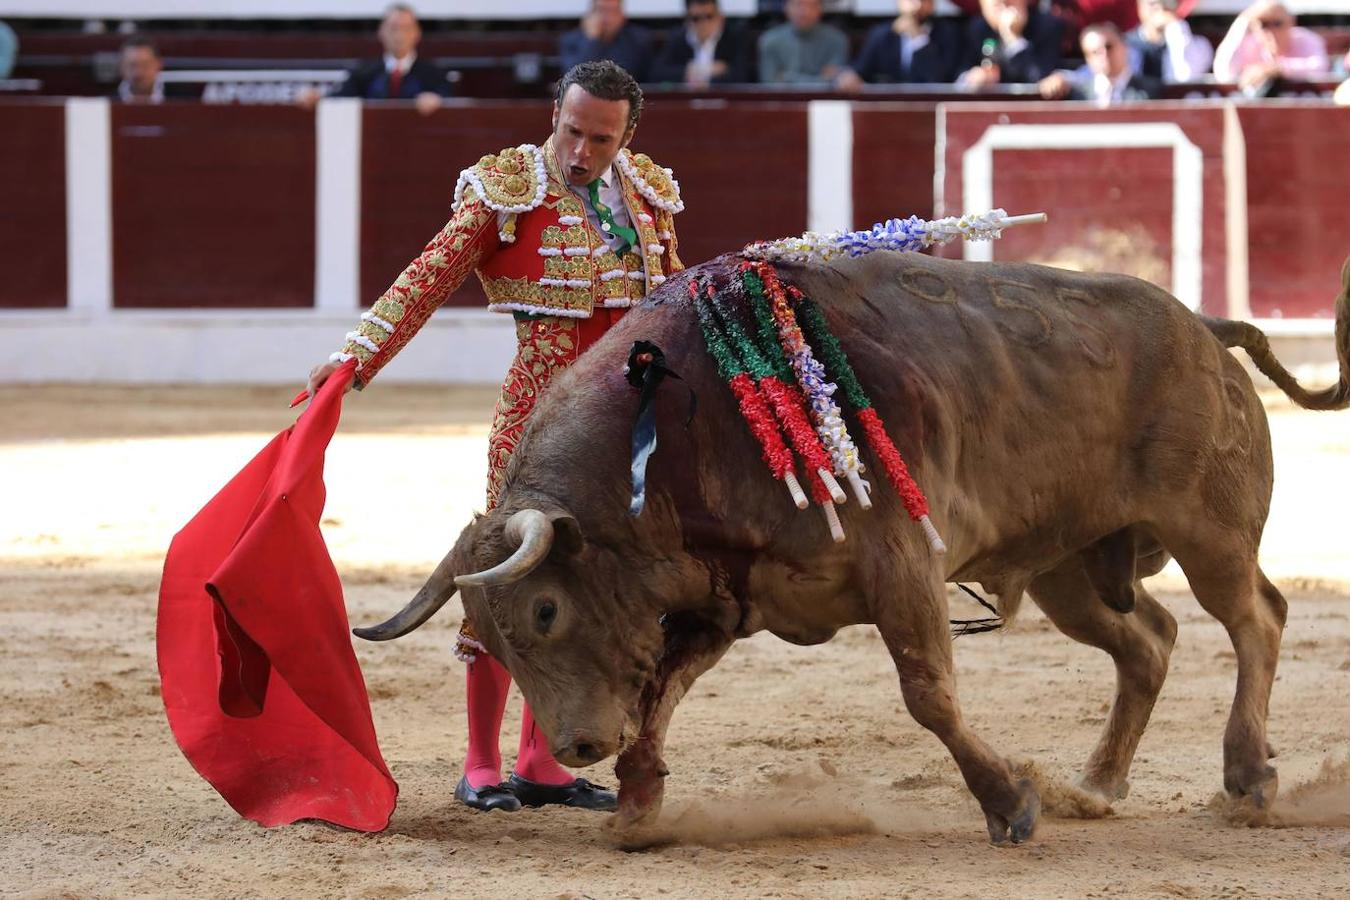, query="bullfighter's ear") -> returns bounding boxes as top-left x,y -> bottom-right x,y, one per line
548,511 -> 584,557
